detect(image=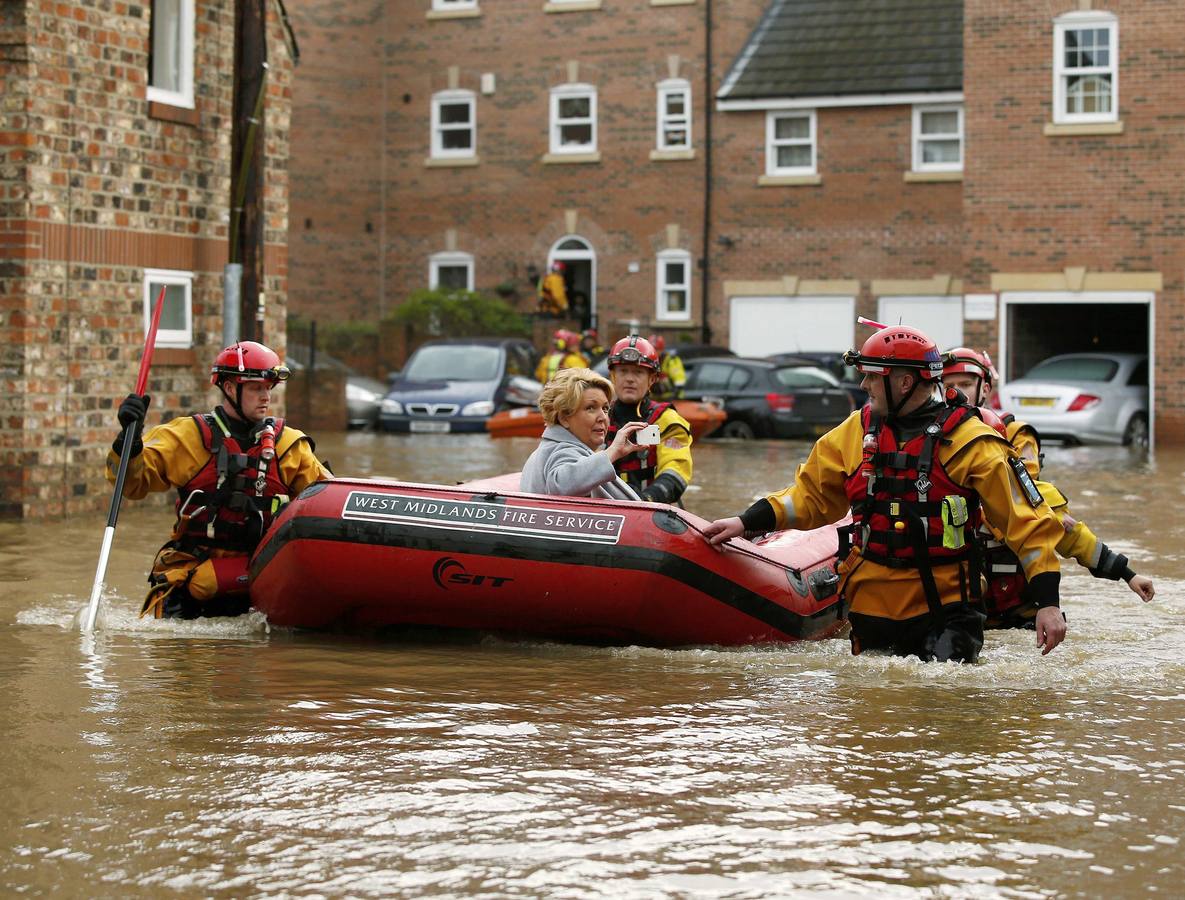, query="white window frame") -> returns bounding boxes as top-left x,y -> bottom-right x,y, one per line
549,84 -> 597,155
432,0 -> 478,10
143,268 -> 193,348
429,251 -> 474,292
655,249 -> 692,322
146,0 -> 195,108
430,90 -> 477,159
656,79 -> 692,151
1053,11 -> 1119,125
765,110 -> 816,176
912,104 -> 963,173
